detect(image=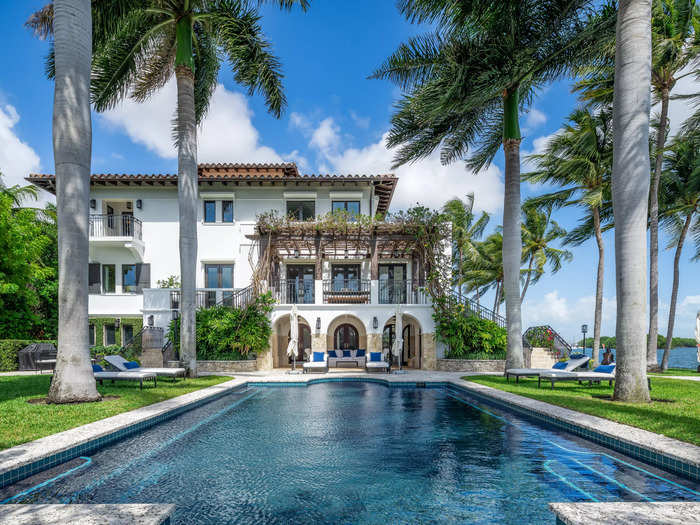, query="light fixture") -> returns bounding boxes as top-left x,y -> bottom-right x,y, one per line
89,199 -> 96,209
316,317 -> 321,331
136,199 -> 142,209
115,318 -> 120,329
126,201 -> 132,210
373,316 -> 378,329
148,315 -> 154,327
293,249 -> 300,258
